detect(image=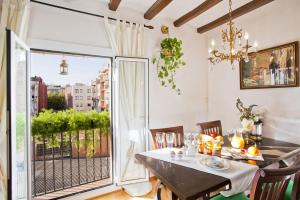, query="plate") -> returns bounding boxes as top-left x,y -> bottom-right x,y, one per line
199,156 -> 230,171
